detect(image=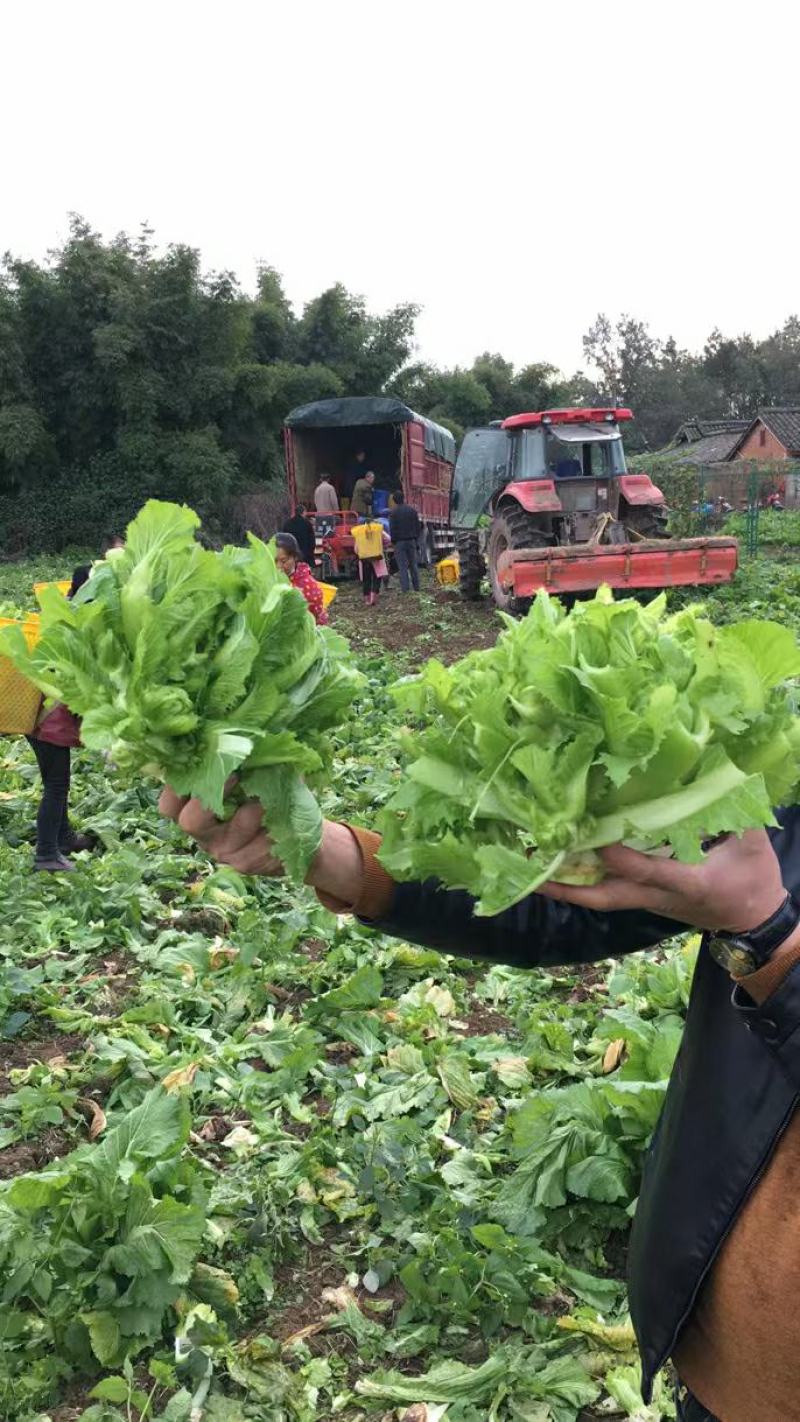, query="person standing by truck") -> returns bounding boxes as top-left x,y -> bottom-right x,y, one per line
388,492 -> 421,593
351,470 -> 375,518
313,474 -> 339,514
342,450 -> 369,510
